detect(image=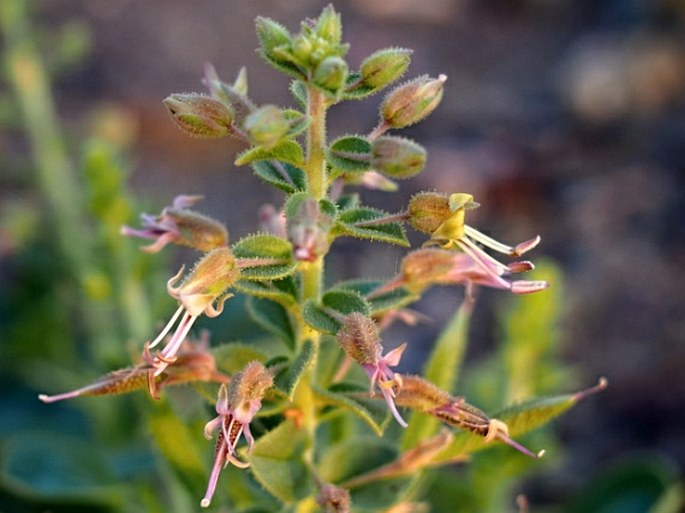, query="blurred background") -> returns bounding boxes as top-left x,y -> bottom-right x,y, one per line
1,0 -> 683,512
